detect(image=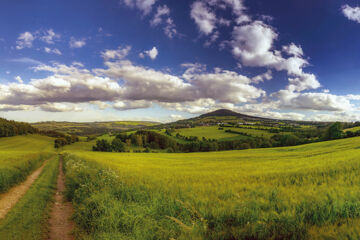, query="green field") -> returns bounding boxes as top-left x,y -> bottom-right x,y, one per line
63,136 -> 360,239
175,126 -> 247,140
0,135 -> 55,193
344,126 -> 360,132
0,157 -> 59,239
